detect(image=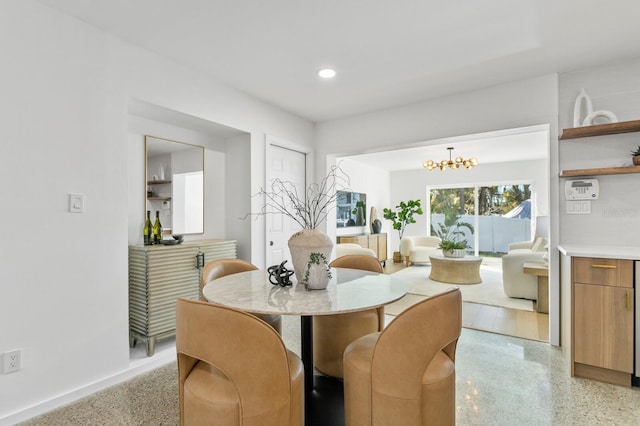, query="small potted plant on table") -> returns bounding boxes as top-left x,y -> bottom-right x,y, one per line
433,216 -> 474,258
303,252 -> 332,290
